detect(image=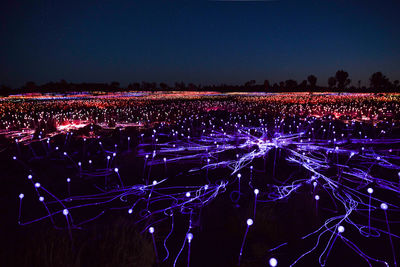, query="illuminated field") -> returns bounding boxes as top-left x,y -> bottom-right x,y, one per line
2,92 -> 400,266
